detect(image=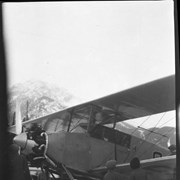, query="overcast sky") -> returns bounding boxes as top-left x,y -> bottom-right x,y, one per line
3,1 -> 175,127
